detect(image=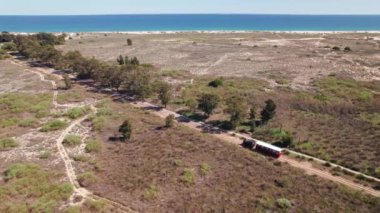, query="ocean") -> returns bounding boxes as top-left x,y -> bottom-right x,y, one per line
1,14 -> 380,33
